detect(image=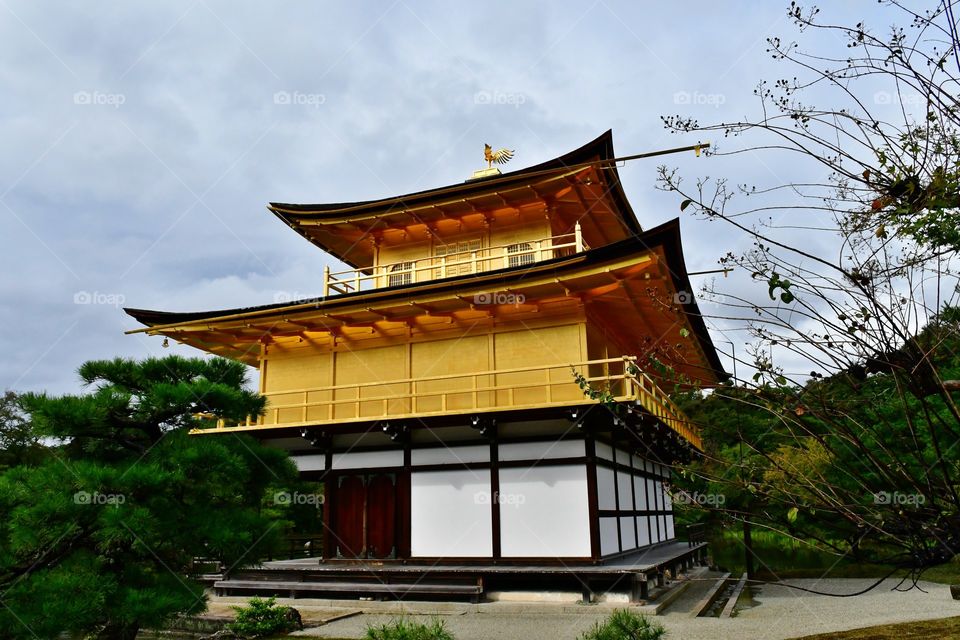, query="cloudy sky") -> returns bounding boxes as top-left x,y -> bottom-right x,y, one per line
0,1 -> 893,394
